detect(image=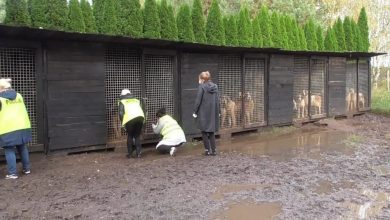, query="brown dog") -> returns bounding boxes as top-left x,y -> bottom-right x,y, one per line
244,92 -> 254,125
221,96 -> 236,128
